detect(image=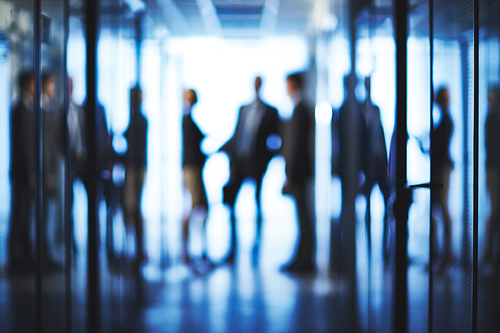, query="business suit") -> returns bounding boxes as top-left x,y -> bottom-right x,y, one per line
281,99 -> 315,271
221,98 -> 279,262
8,97 -> 35,269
